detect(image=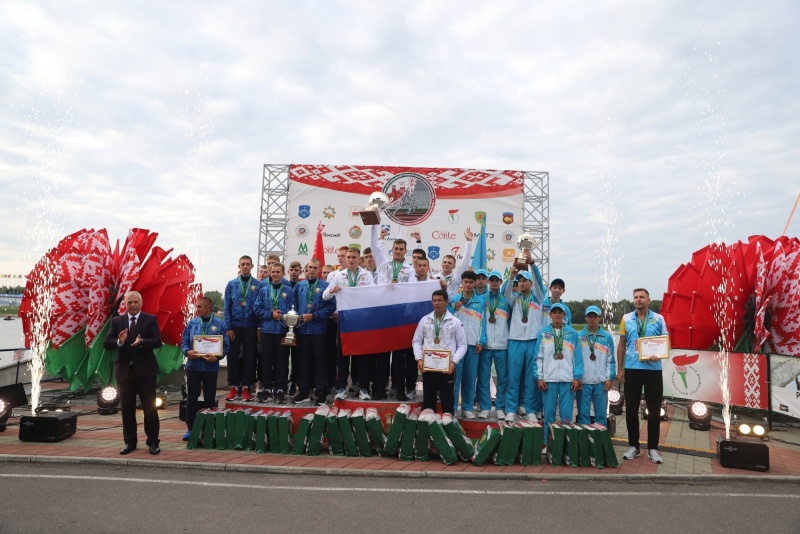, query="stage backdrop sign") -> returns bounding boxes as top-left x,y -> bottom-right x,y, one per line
664,349 -> 768,410
285,165 -> 524,275
770,354 -> 800,419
